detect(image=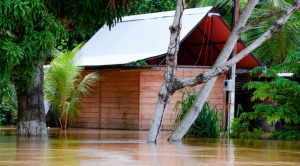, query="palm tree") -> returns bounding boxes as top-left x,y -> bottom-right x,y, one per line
197,0 -> 300,66
44,45 -> 99,129
245,0 -> 300,65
